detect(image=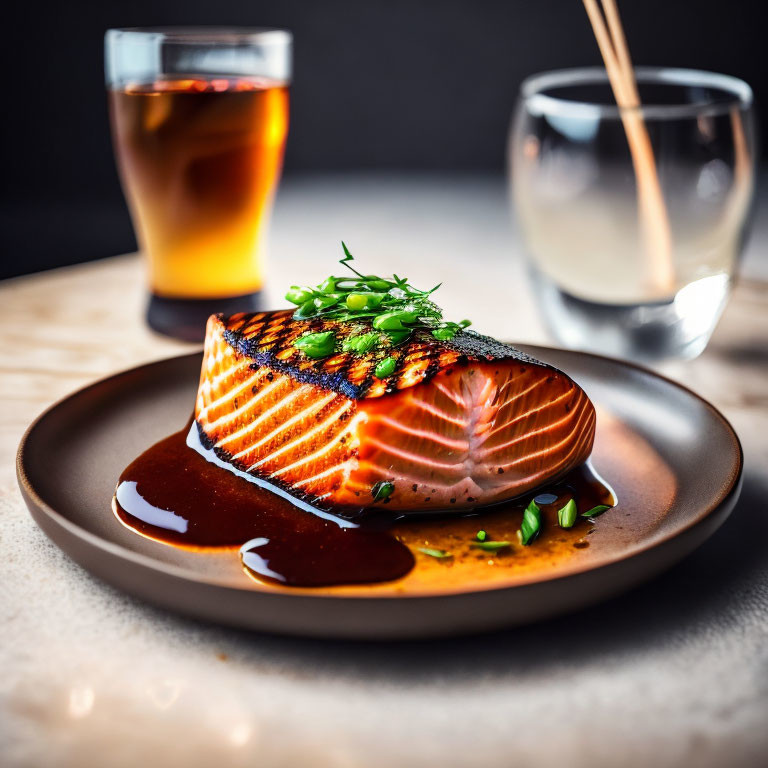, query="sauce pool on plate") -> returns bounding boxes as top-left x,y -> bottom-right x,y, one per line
113,423 -> 616,588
